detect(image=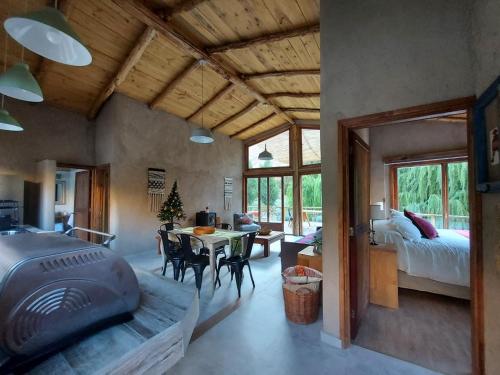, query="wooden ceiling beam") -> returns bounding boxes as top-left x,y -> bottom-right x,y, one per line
88,26 -> 157,119
113,0 -> 295,126
186,82 -> 235,121
265,92 -> 320,99
207,23 -> 320,54
283,107 -> 320,113
211,101 -> 259,131
242,69 -> 320,80
150,59 -> 201,110
230,113 -> 277,138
